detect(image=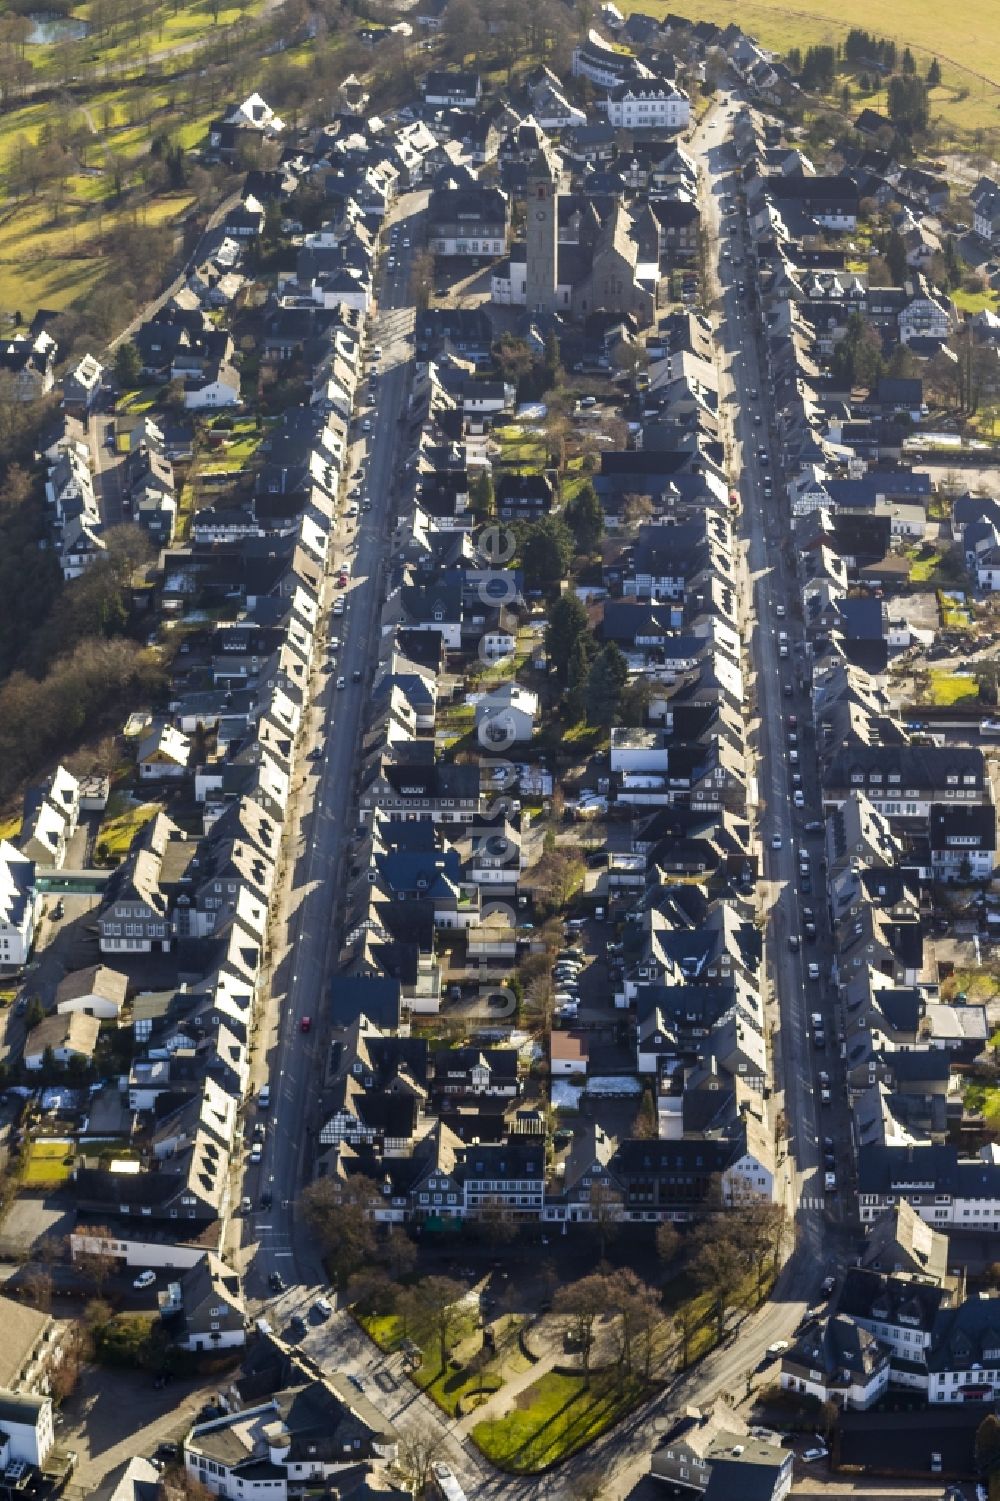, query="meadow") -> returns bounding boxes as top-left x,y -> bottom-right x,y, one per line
0,0 -> 278,322
633,0 -> 1000,139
